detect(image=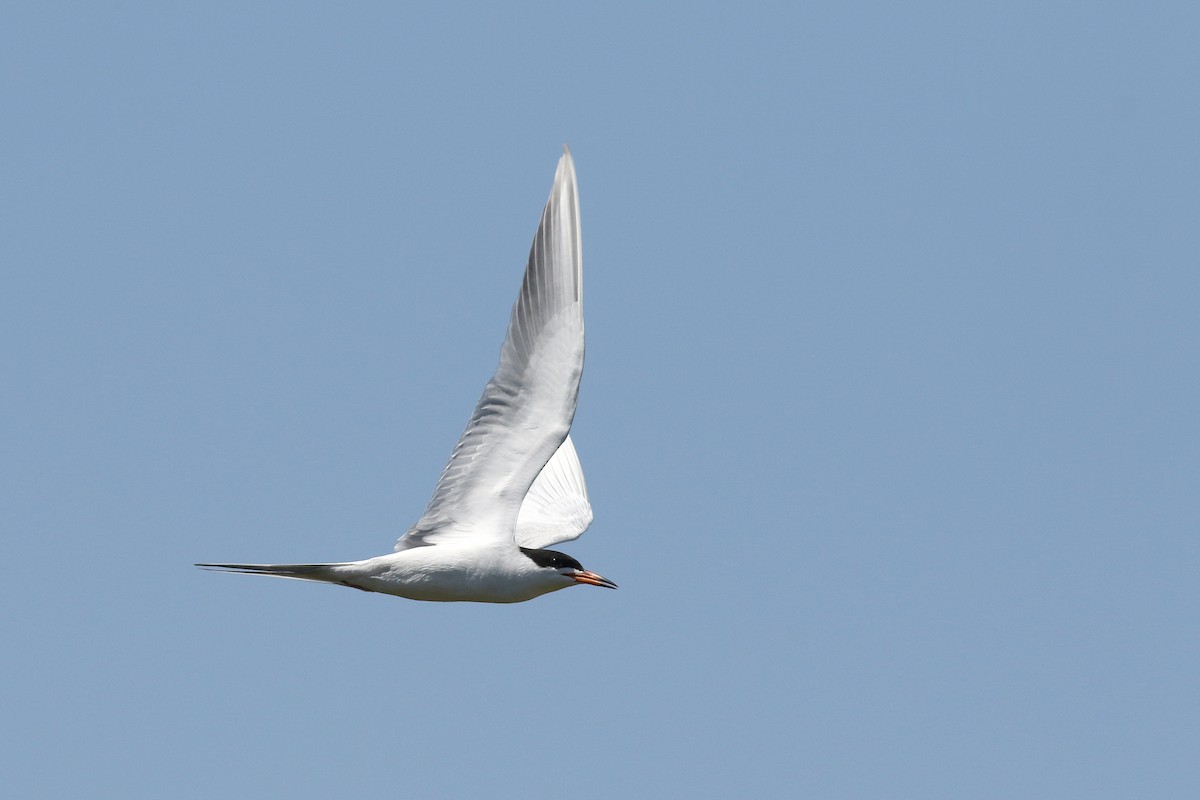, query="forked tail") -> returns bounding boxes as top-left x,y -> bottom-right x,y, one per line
195,562 -> 346,584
